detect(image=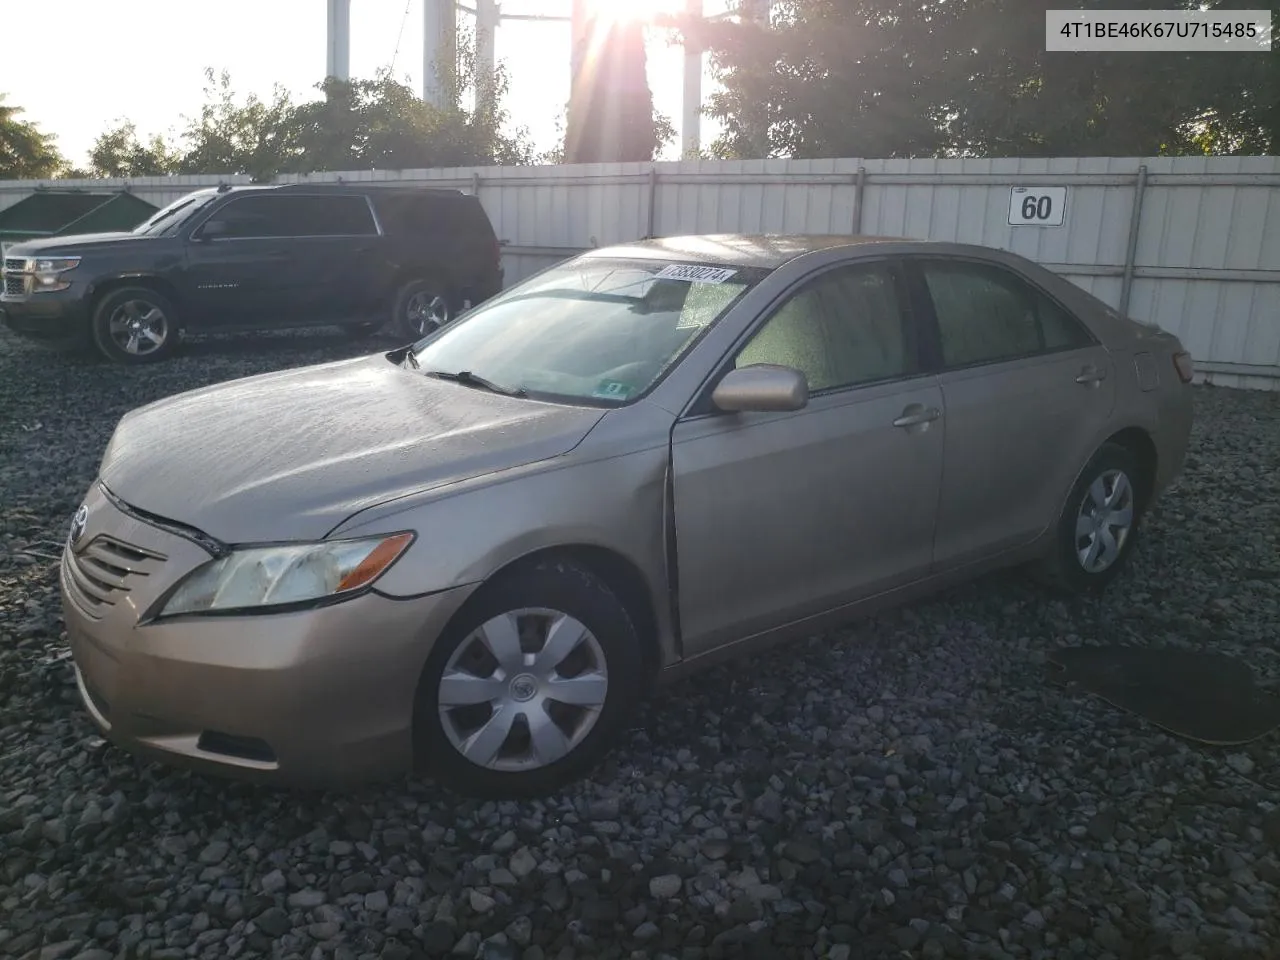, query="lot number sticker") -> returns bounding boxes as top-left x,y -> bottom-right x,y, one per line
654,264 -> 739,284
1008,187 -> 1068,227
